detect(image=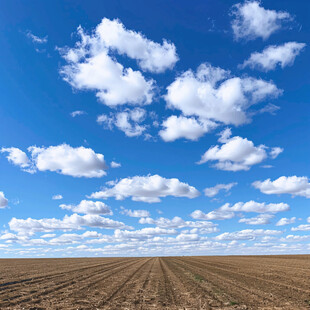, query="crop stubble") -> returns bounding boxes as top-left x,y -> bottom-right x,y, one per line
0,255 -> 310,309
